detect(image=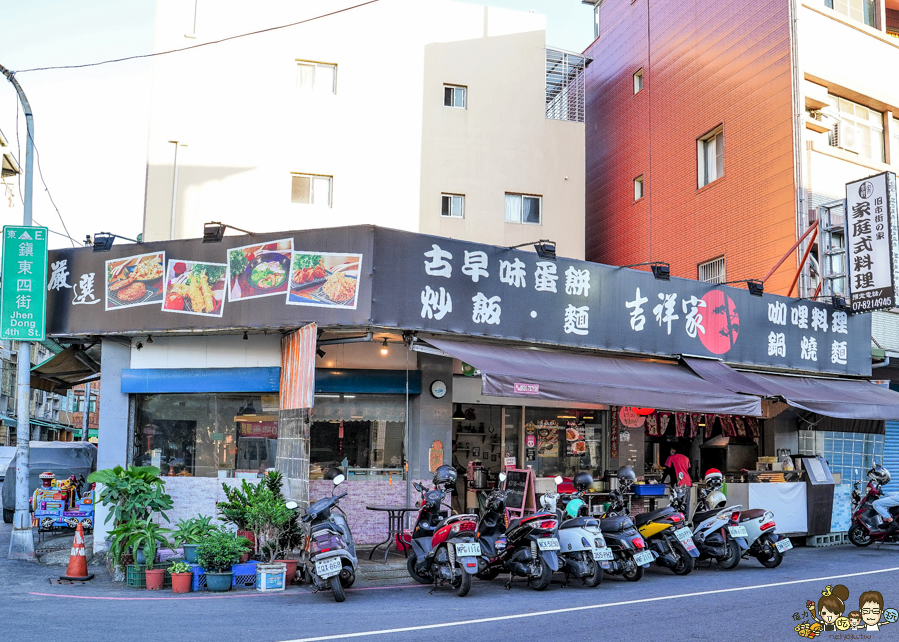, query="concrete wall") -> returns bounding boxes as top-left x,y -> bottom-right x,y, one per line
409,353 -> 454,479
129,334 -> 282,369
